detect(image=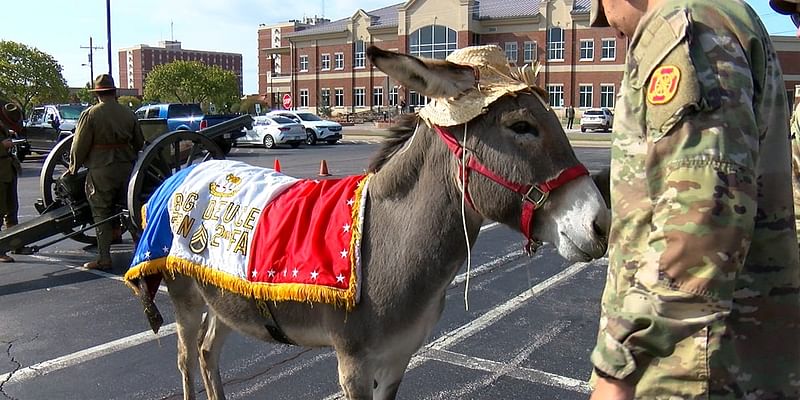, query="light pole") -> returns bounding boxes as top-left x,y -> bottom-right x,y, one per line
106,0 -> 112,75
80,37 -> 103,87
